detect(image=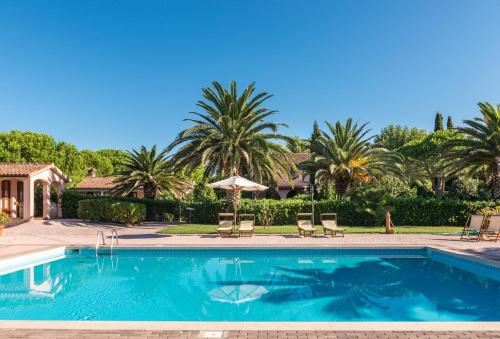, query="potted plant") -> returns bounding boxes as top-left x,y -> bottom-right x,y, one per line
0,212 -> 10,236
